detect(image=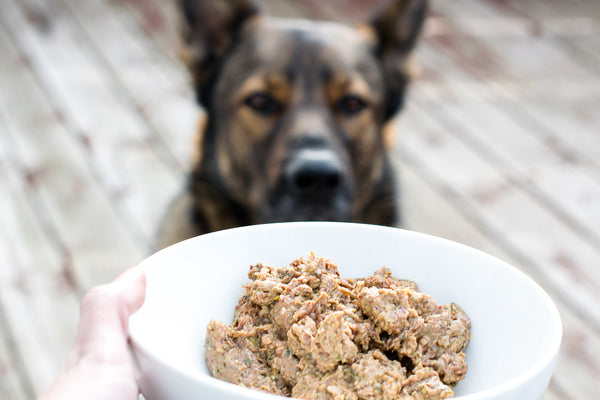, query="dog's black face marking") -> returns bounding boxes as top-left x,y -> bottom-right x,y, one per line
168,0 -> 428,238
